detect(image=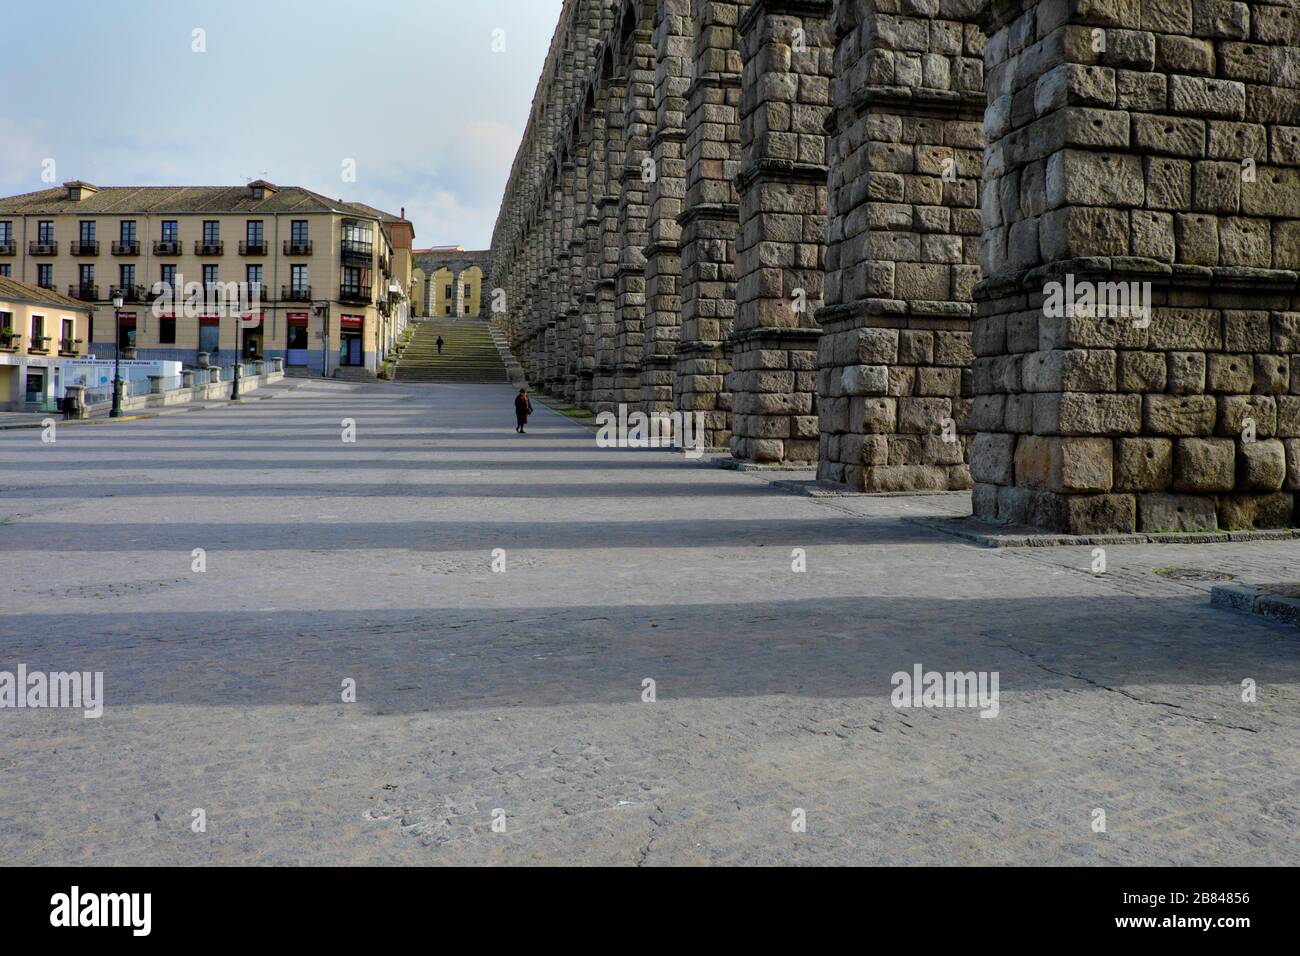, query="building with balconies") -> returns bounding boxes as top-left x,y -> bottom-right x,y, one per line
0,275 -> 92,410
0,180 -> 417,376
